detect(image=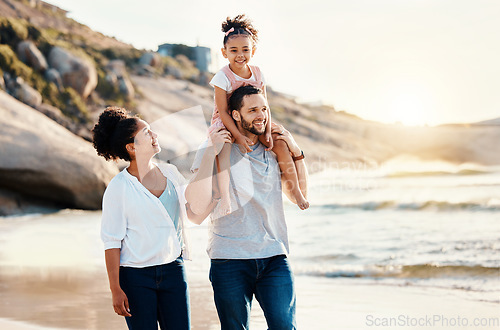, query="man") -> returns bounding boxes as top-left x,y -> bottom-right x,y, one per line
186,85 -> 308,329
